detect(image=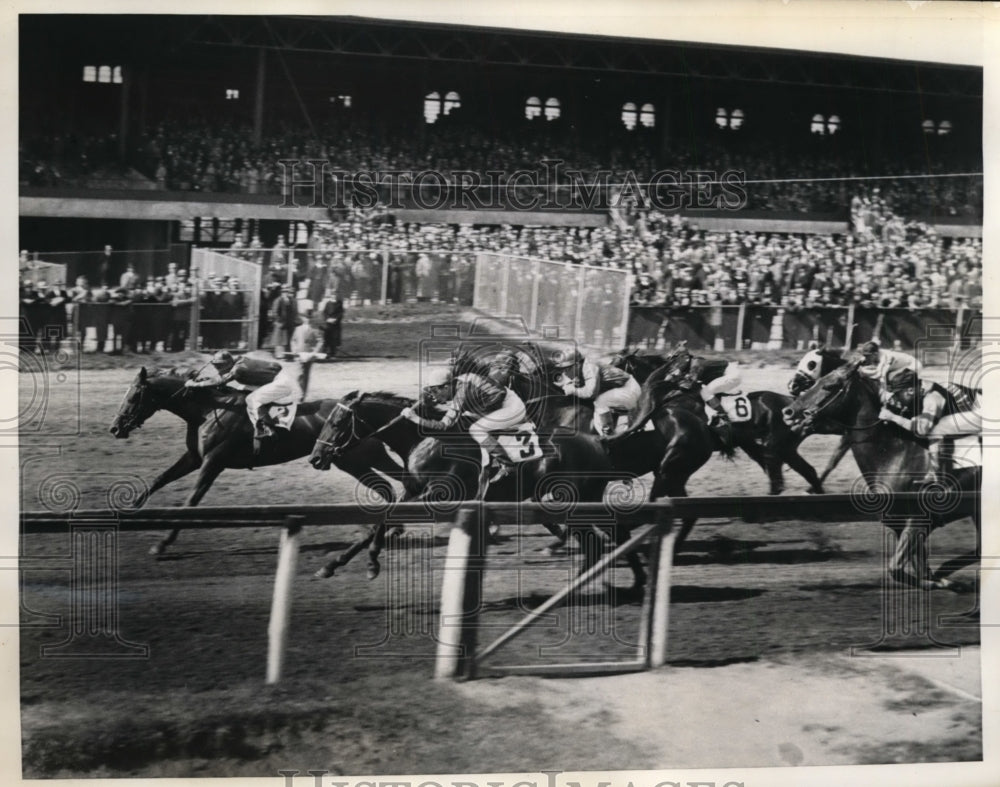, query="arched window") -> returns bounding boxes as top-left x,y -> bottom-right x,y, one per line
225,89 -> 240,100
826,114 -> 840,135
811,113 -> 839,135
525,96 -> 542,120
810,113 -> 826,134
937,120 -> 952,136
922,119 -> 936,134
544,97 -> 561,121
82,65 -> 96,82
621,102 -> 638,131
640,103 -> 655,128
98,65 -> 112,84
443,91 -> 461,116
424,91 -> 441,124
717,107 -> 744,130
112,66 -> 123,84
